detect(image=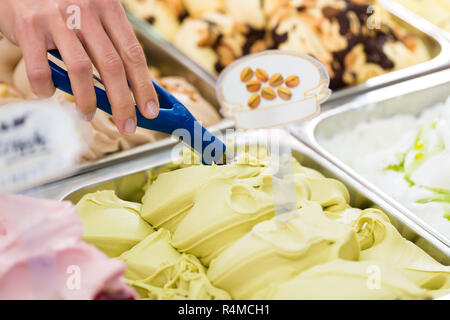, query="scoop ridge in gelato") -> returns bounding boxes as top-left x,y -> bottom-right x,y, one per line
207,202 -> 359,299
141,157 -> 353,265
76,190 -> 154,257
120,229 -> 231,300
